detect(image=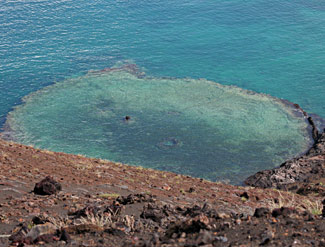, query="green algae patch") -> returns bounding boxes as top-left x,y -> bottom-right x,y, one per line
3,68 -> 312,184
